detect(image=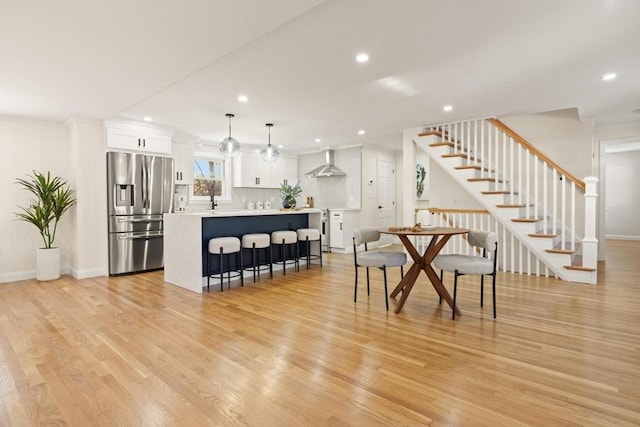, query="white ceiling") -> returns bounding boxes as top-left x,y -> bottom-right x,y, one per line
1,0 -> 639,153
